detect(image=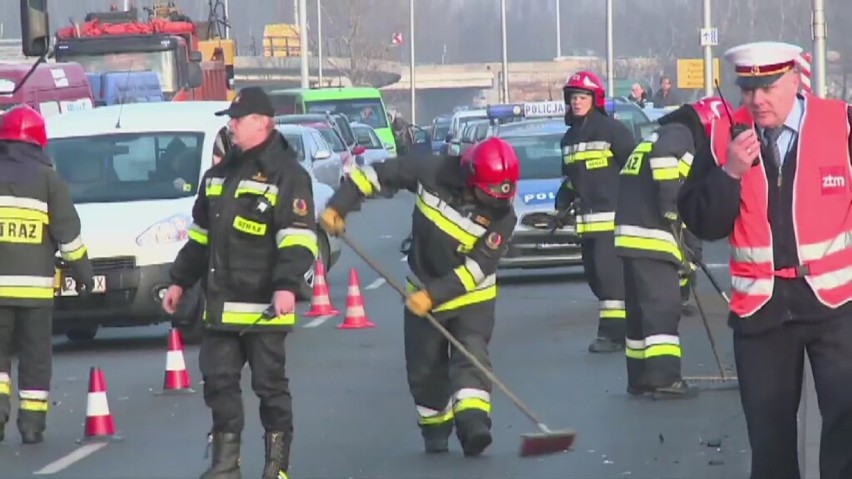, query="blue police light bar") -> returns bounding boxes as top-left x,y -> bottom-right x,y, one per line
522,101 -> 565,118
486,103 -> 524,120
